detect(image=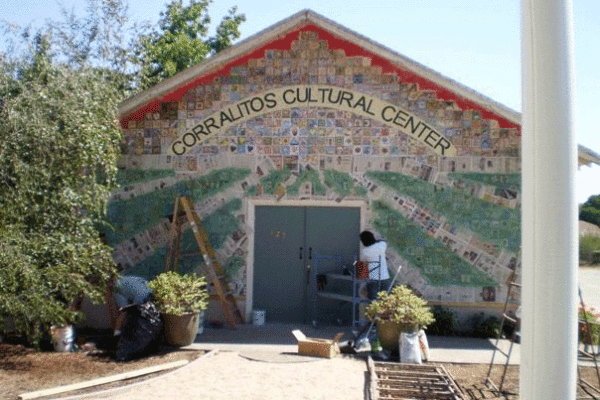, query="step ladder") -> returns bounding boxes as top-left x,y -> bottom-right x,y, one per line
484,270 -> 521,396
165,196 -> 244,327
577,288 -> 600,399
